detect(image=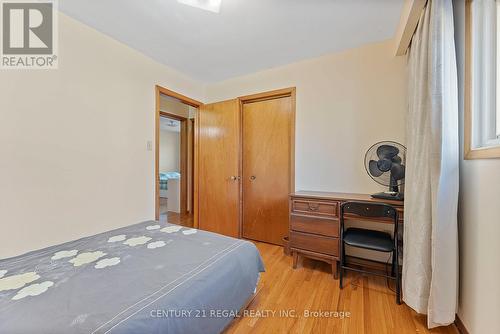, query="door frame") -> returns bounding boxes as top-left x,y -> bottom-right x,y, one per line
189,118 -> 195,216
158,111 -> 188,215
155,85 -> 202,224
238,87 -> 296,239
